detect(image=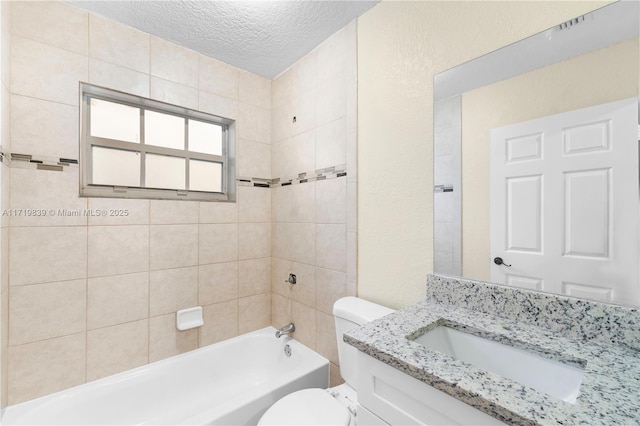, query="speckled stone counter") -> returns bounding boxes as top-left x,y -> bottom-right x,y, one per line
344,274 -> 640,425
